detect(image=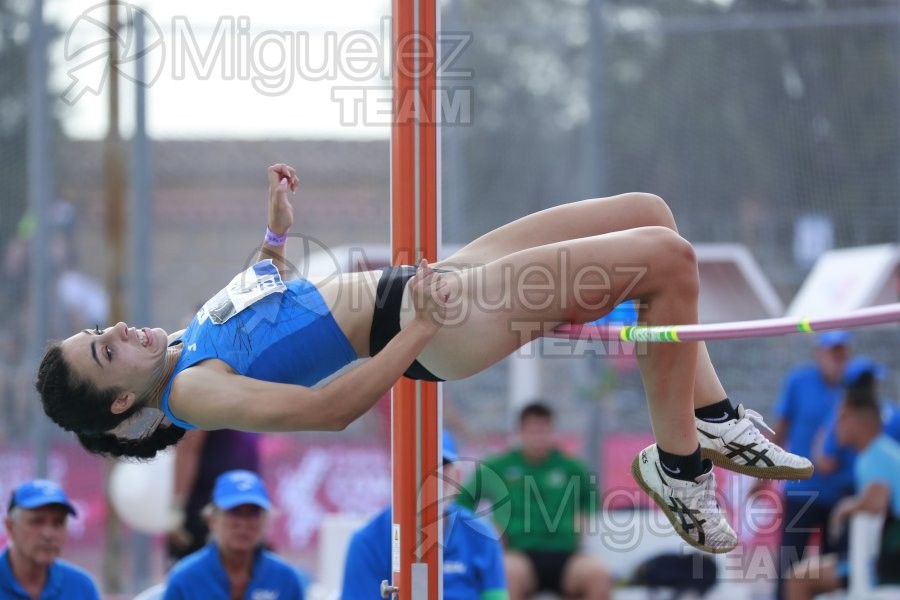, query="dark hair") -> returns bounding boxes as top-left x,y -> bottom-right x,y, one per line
35,342 -> 185,459
519,400 -> 553,425
76,426 -> 186,459
844,378 -> 881,422
847,371 -> 877,394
